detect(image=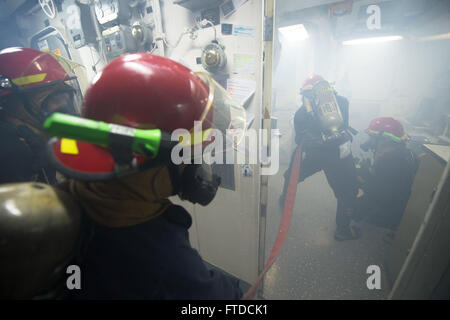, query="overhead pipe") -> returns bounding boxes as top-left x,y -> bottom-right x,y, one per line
151,0 -> 165,56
